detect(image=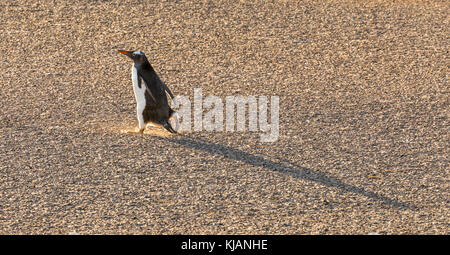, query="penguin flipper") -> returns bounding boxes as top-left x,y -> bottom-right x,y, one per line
161,80 -> 175,99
